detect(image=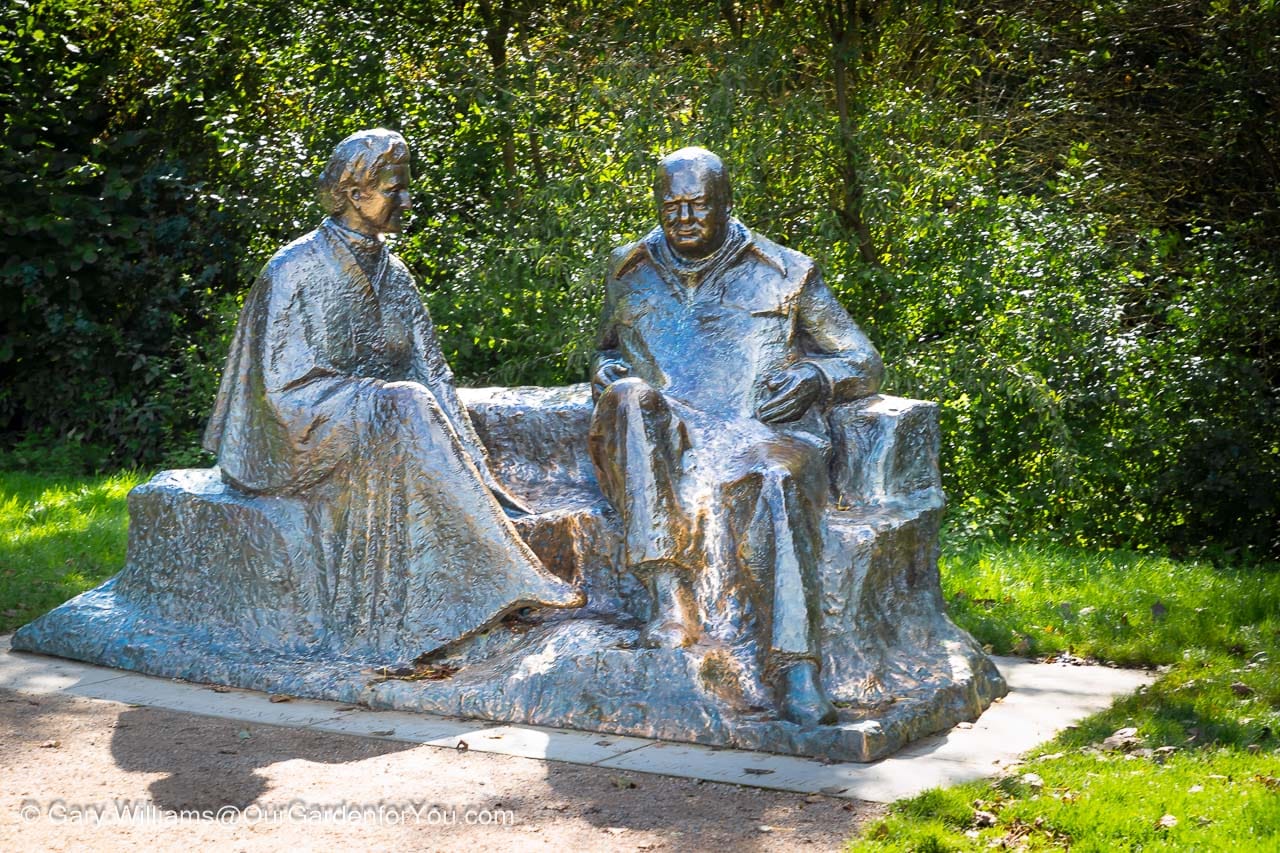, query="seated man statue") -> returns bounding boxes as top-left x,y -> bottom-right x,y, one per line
204,128 -> 582,660
588,147 -> 884,726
